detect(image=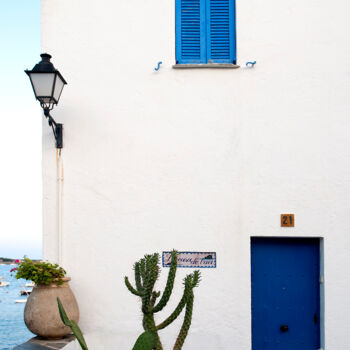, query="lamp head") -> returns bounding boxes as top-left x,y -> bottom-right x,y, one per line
25,53 -> 67,110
